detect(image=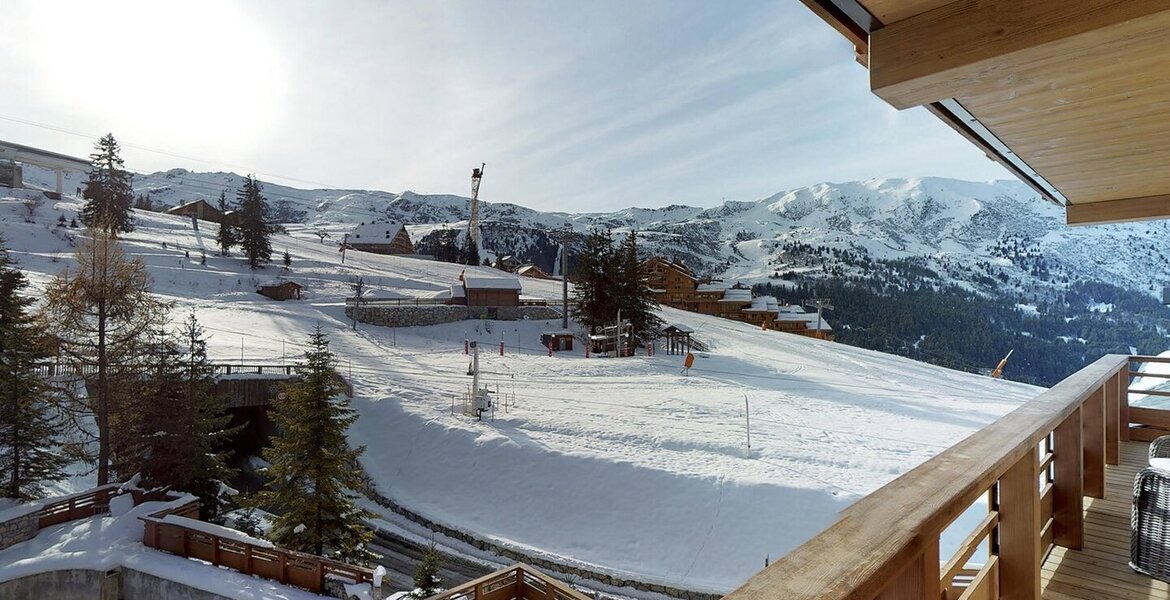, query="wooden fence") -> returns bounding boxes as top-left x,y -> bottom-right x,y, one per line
722,353 -> 1134,600
426,564 -> 593,600
36,485 -> 120,528
141,509 -> 373,594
